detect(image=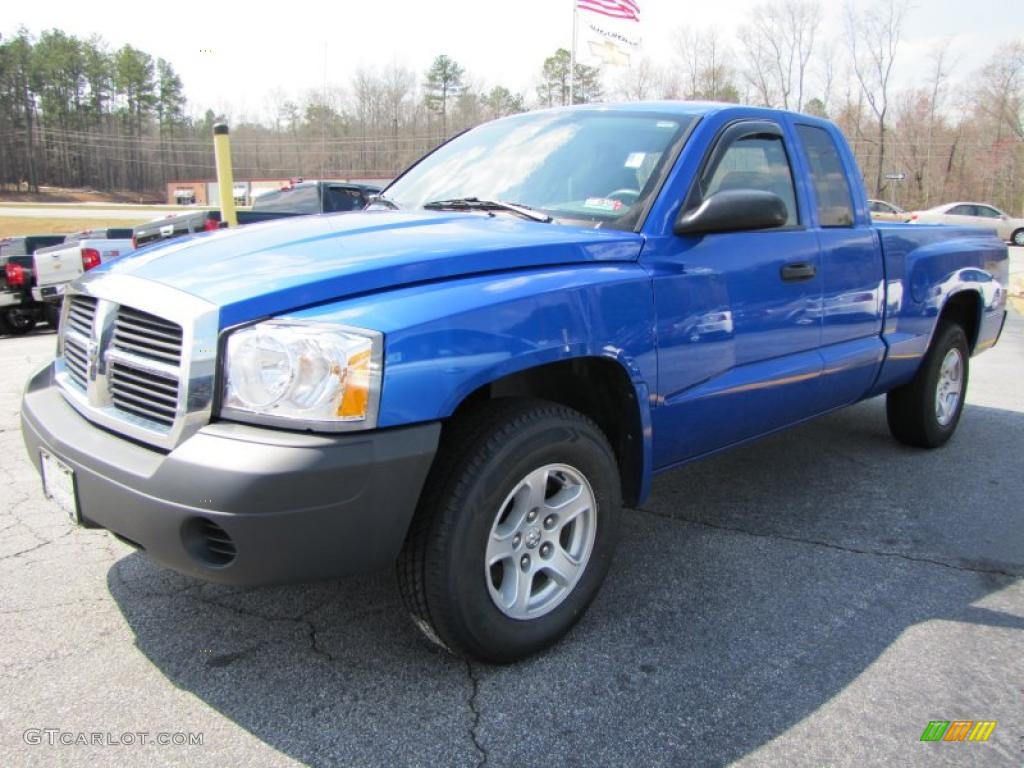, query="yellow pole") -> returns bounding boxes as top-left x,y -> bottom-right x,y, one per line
212,123 -> 238,227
